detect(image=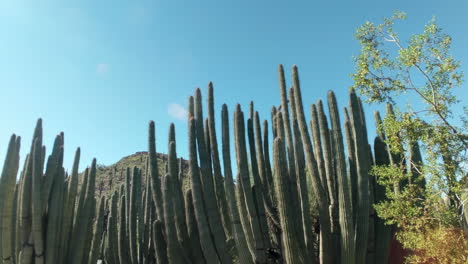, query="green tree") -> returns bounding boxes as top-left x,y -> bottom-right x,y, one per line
351,11 -> 468,263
